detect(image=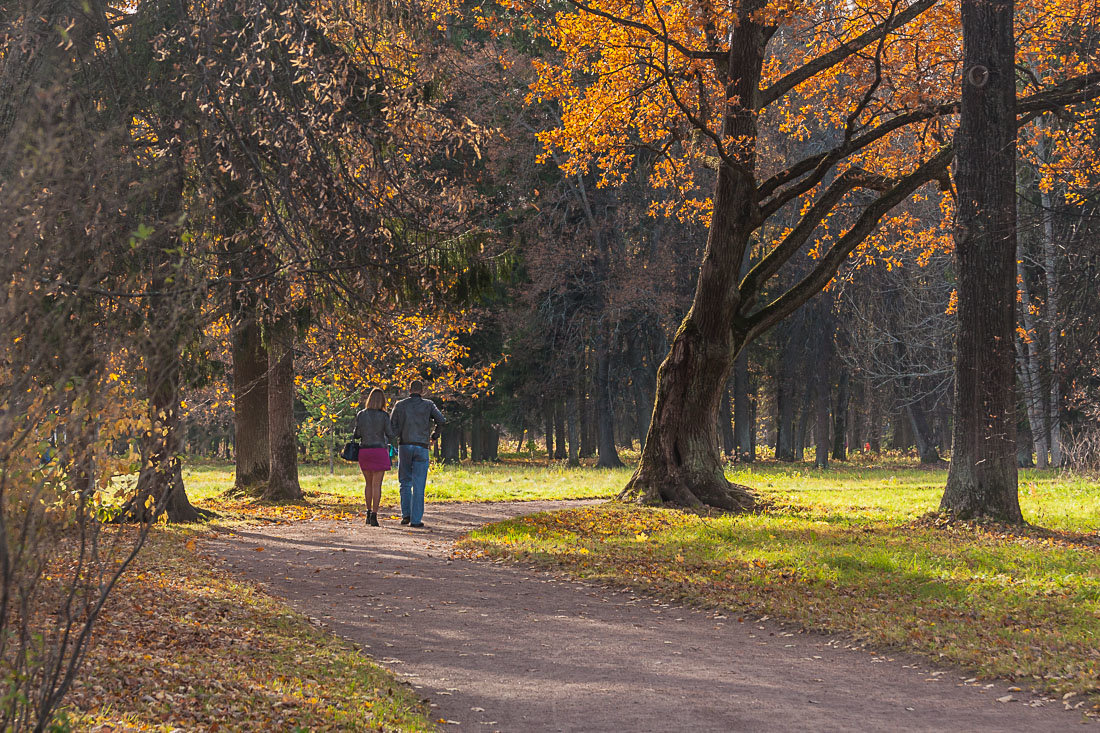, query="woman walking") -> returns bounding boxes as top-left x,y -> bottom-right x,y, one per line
353,388 -> 396,526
